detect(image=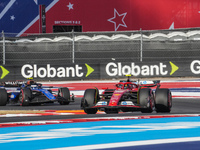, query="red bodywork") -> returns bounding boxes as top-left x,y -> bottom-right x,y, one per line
107,82 -> 138,107
23,0 -> 200,34
93,80 -> 160,109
